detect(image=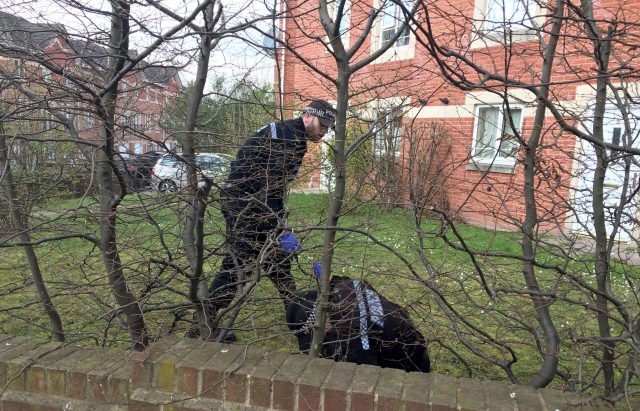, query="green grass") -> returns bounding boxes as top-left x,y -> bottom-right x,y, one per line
1,192 -> 637,395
